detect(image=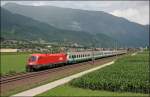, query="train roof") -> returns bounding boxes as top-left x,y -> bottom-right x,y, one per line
31,53 -> 66,56
30,50 -> 123,56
